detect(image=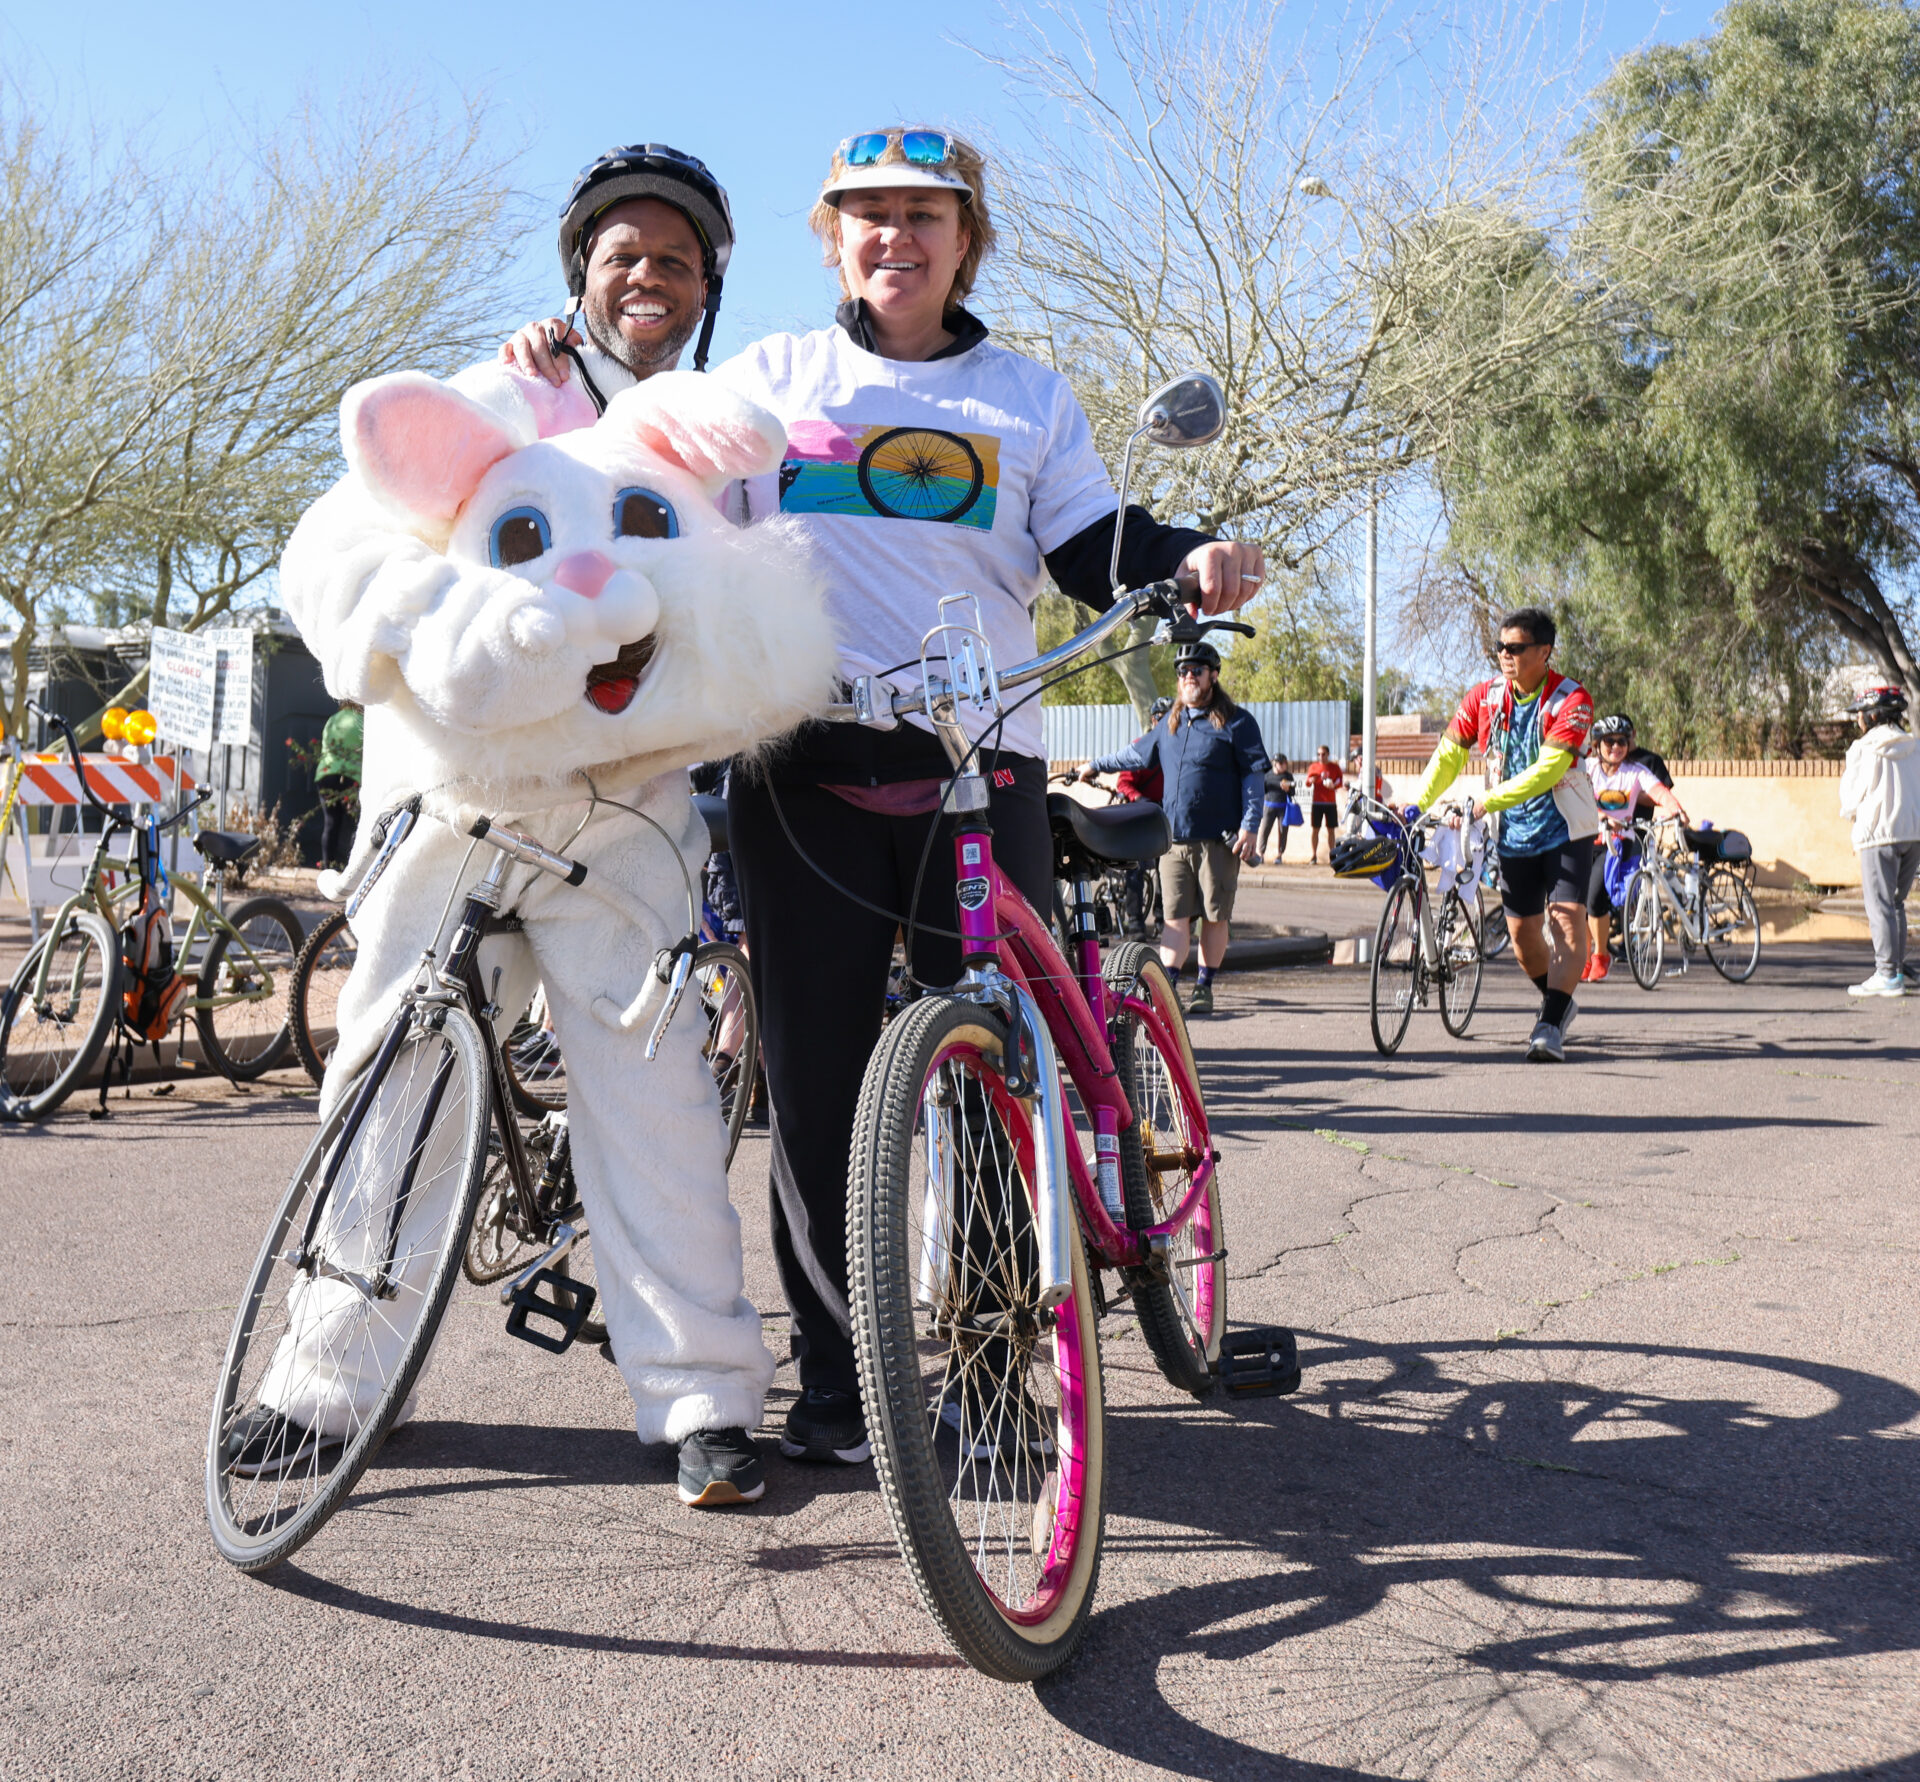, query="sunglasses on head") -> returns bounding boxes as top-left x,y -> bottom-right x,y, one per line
839,129 -> 955,169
